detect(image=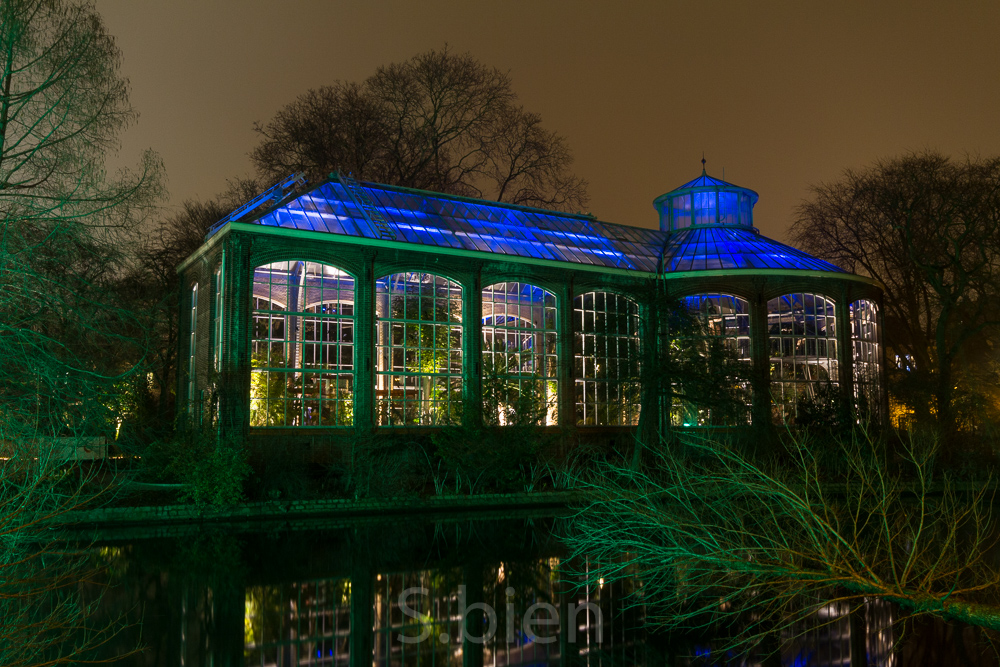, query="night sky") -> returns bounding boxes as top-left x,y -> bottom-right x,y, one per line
95,1 -> 1000,241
